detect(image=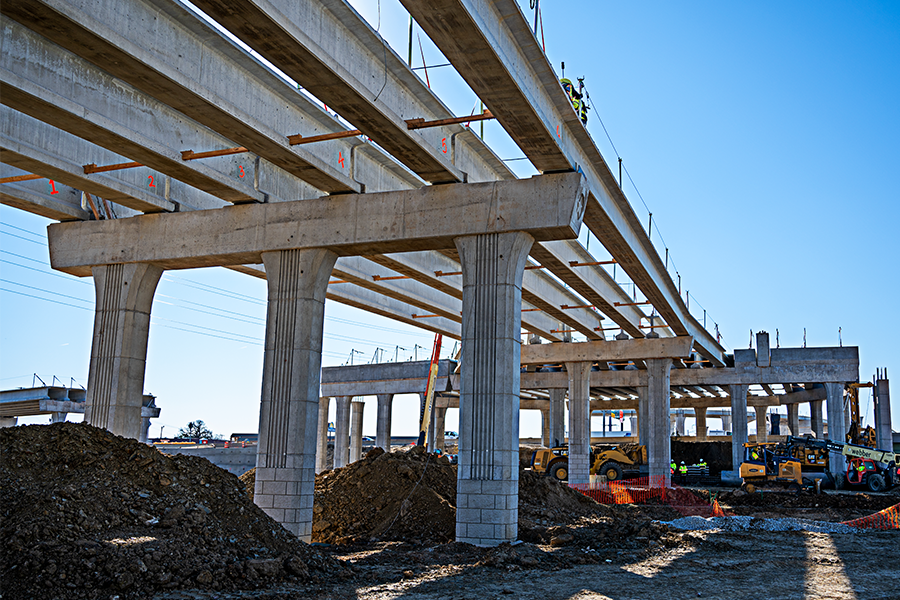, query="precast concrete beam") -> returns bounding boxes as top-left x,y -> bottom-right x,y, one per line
1,105 -> 221,214
48,172 -> 588,276
530,241 -> 645,337
2,0 -> 364,194
0,171 -> 90,222
84,263 -> 163,440
253,248 -> 337,540
0,20 -> 267,204
189,0 -> 466,184
399,0 -> 724,365
520,336 -> 693,365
